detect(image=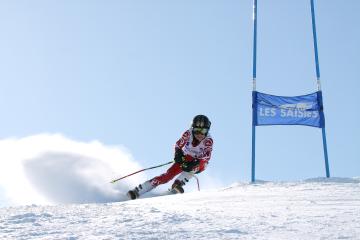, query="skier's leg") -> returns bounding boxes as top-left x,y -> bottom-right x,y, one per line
149,163 -> 182,187
127,180 -> 155,200
127,164 -> 182,200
